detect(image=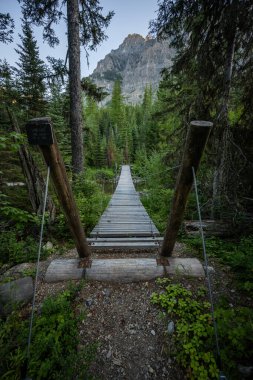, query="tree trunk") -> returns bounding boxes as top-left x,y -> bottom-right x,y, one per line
212,31 -> 236,216
67,0 -> 84,174
161,121 -> 212,257
7,109 -> 56,221
26,117 -> 90,258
